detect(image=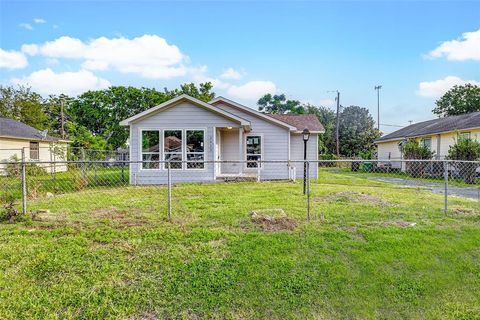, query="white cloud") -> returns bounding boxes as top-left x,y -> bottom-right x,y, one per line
19,23 -> 33,30
23,35 -> 188,79
416,76 -> 480,98
319,99 -> 335,107
427,29 -> 480,61
220,67 -> 242,80
0,49 -> 28,69
227,81 -> 277,100
11,68 -> 111,96
34,18 -> 46,24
